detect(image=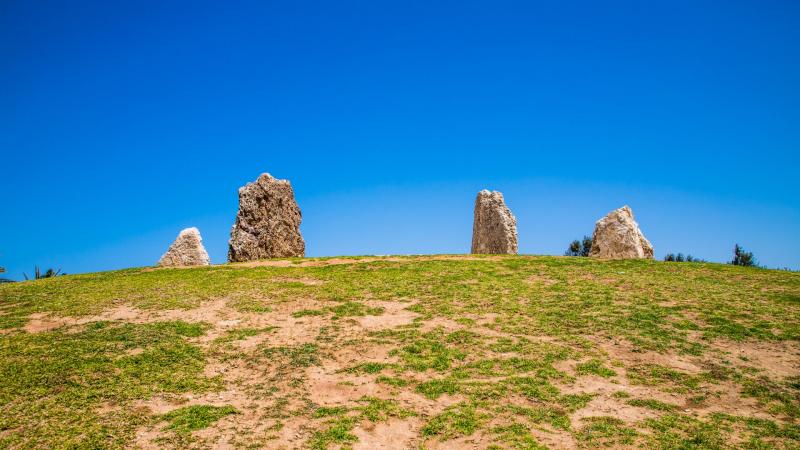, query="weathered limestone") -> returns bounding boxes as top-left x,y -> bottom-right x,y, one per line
589,206 -> 654,259
157,227 -> 211,267
471,190 -> 518,254
228,173 -> 305,261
